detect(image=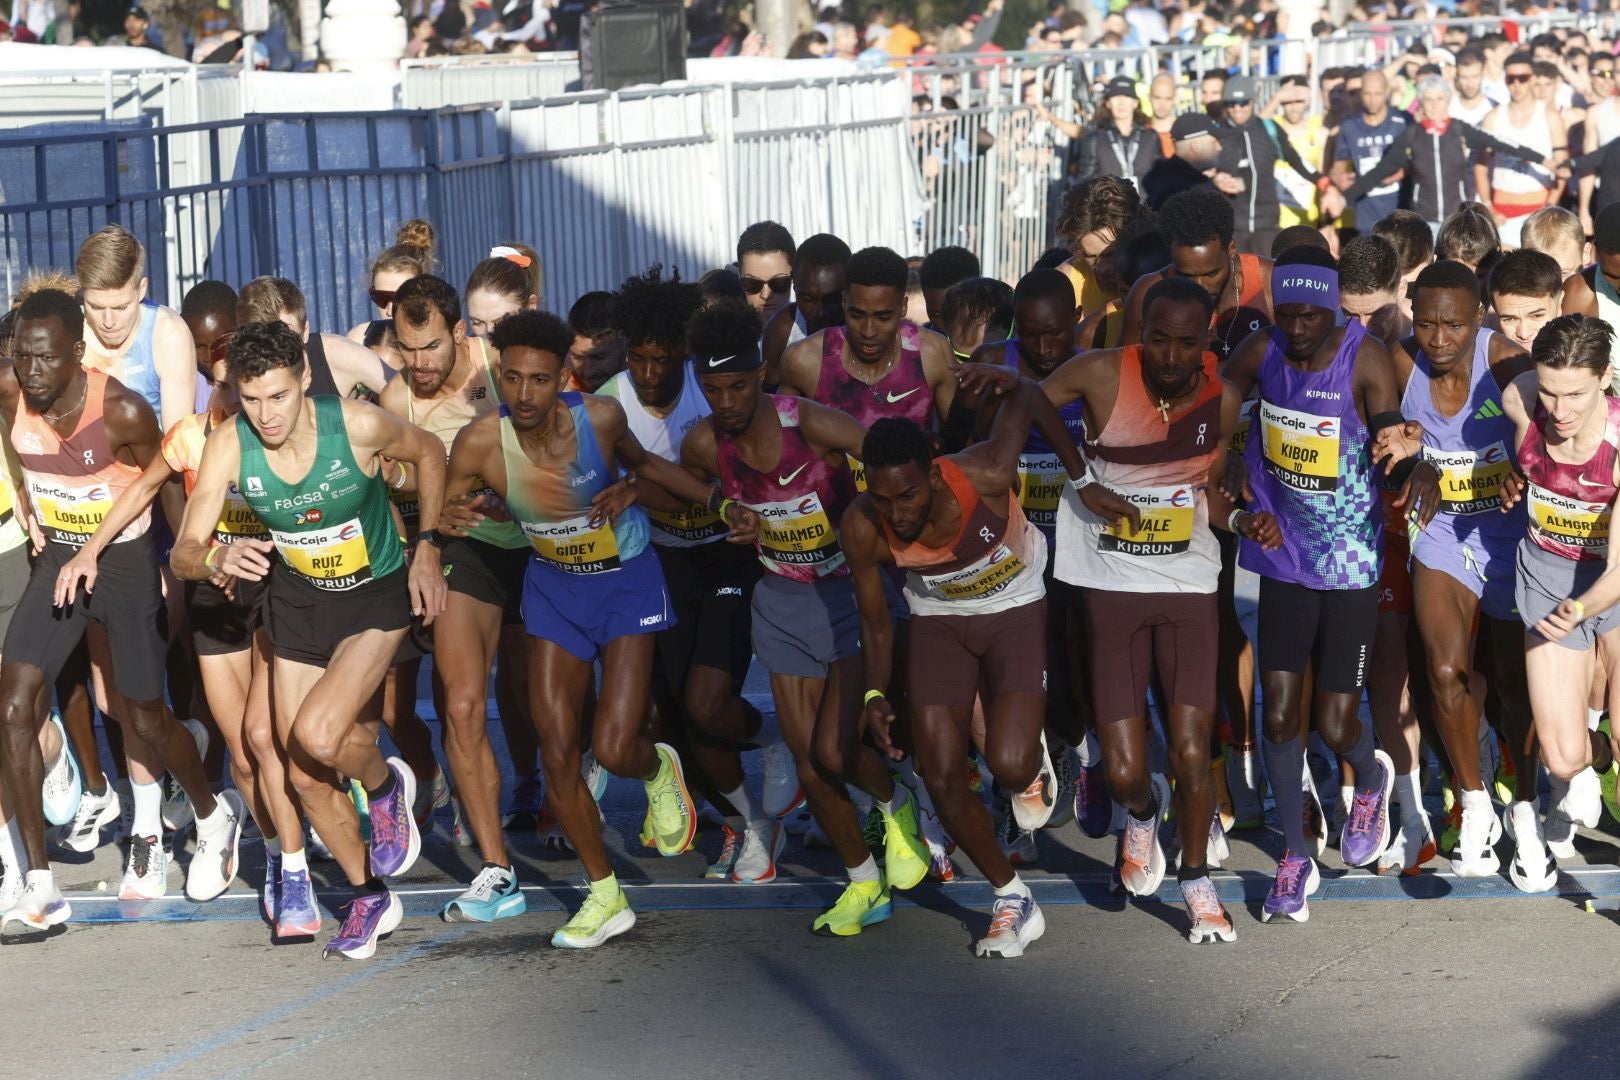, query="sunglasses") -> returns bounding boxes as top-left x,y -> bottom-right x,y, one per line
740,274 -> 792,296
369,287 -> 397,309
1596,68 -> 1616,78
1505,72 -> 1532,84
1224,98 -> 1252,107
